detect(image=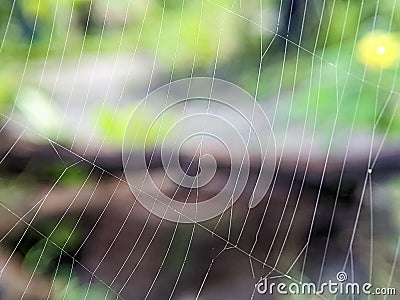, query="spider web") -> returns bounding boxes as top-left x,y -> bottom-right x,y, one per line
0,0 -> 399,299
